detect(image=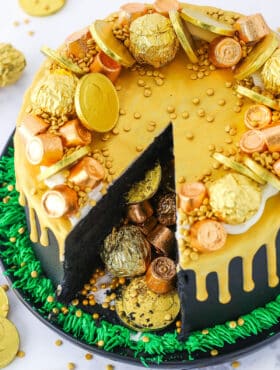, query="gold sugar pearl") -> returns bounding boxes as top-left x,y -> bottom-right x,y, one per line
92,313 -> 99,320
31,271 -> 38,278
229,321 -> 237,329
106,365 -> 114,370
1,284 -> 9,292
142,336 -> 150,343
134,112 -> 141,119
197,108 -> 205,117
47,296 -> 54,303
186,132 -> 194,140
18,227 -> 25,234
218,99 -> 226,106
206,115 -> 215,123
16,350 -> 25,358
192,97 -> 200,105
231,361 -> 241,368
136,145 -> 144,152
178,176 -> 186,184
225,81 -> 233,88
144,88 -> 152,97
167,105 -> 175,113
206,88 -> 214,96
97,340 -> 104,347
210,349 -> 219,357
201,329 -> 209,335
137,79 -> 145,87
170,113 -> 177,119
119,108 -> 126,115
55,339 -> 63,346
237,318 -> 245,326
75,310 -> 83,318
85,353 -> 93,360
190,73 -> 197,80
67,362 -> 75,370
155,77 -> 164,86
182,111 -> 189,119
